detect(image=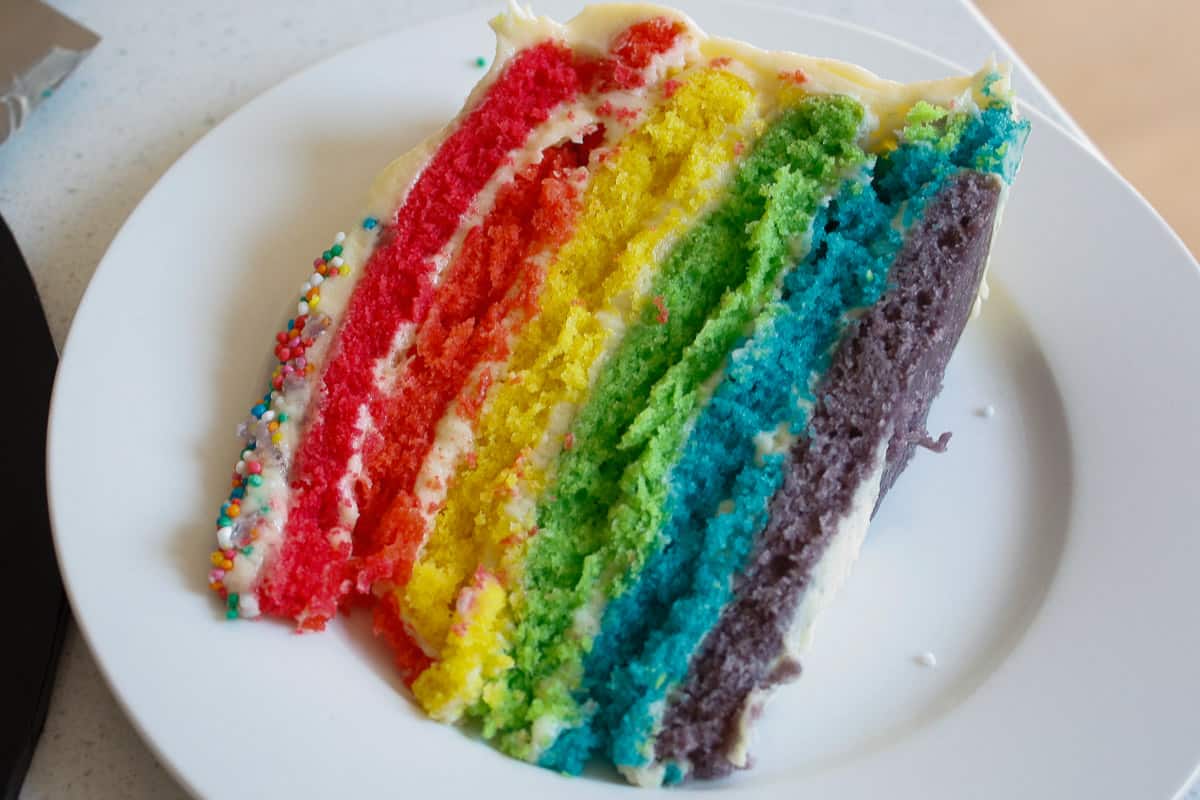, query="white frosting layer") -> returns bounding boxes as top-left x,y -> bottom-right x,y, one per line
214,1 -> 1014,625
725,435 -> 890,770
493,2 -> 1013,148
